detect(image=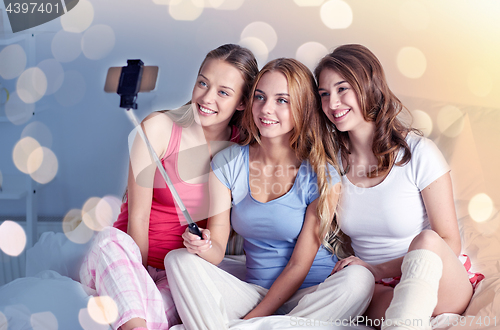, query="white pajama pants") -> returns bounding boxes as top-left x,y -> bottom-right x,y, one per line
164,249 -> 375,330
80,227 -> 180,330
